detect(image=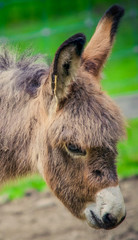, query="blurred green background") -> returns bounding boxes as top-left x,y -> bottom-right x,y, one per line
0,0 -> 138,200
